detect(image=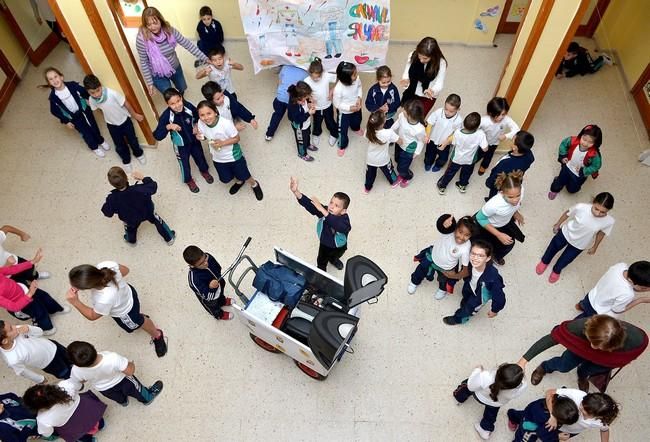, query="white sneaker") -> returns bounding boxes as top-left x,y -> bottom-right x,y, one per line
37,271 -> 51,280
265,135 -> 272,141
136,155 -> 147,165
42,326 -> 57,336
100,142 -> 111,151
639,149 -> 650,162
407,283 -> 417,294
474,423 -> 491,440
311,135 -> 320,146
123,163 -> 133,173
328,135 -> 337,146
601,53 -> 613,65
434,289 -> 447,300
94,149 -> 106,157
60,305 -> 71,314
